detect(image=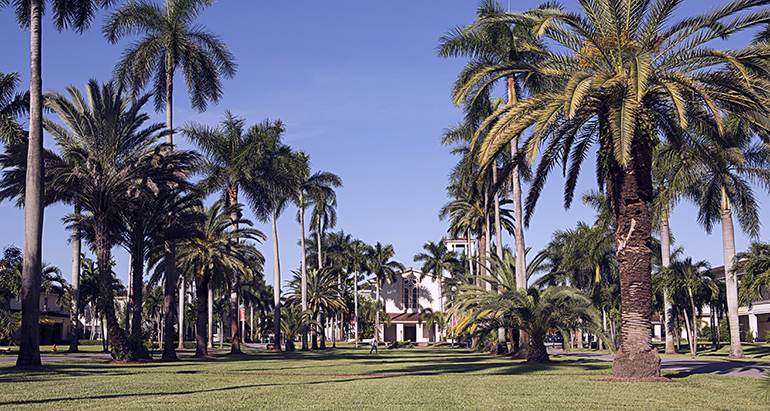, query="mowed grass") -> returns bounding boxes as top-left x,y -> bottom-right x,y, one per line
0,344 -> 767,410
